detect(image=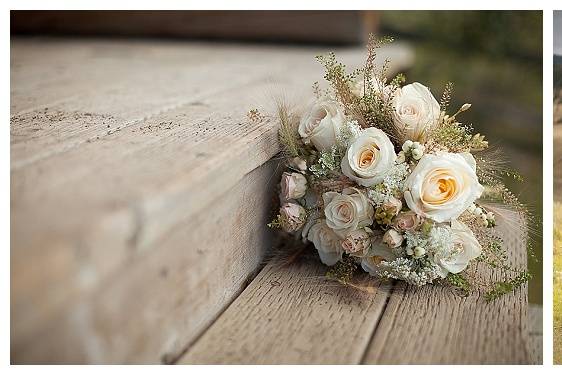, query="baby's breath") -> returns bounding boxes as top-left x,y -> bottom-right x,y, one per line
367,162 -> 409,206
